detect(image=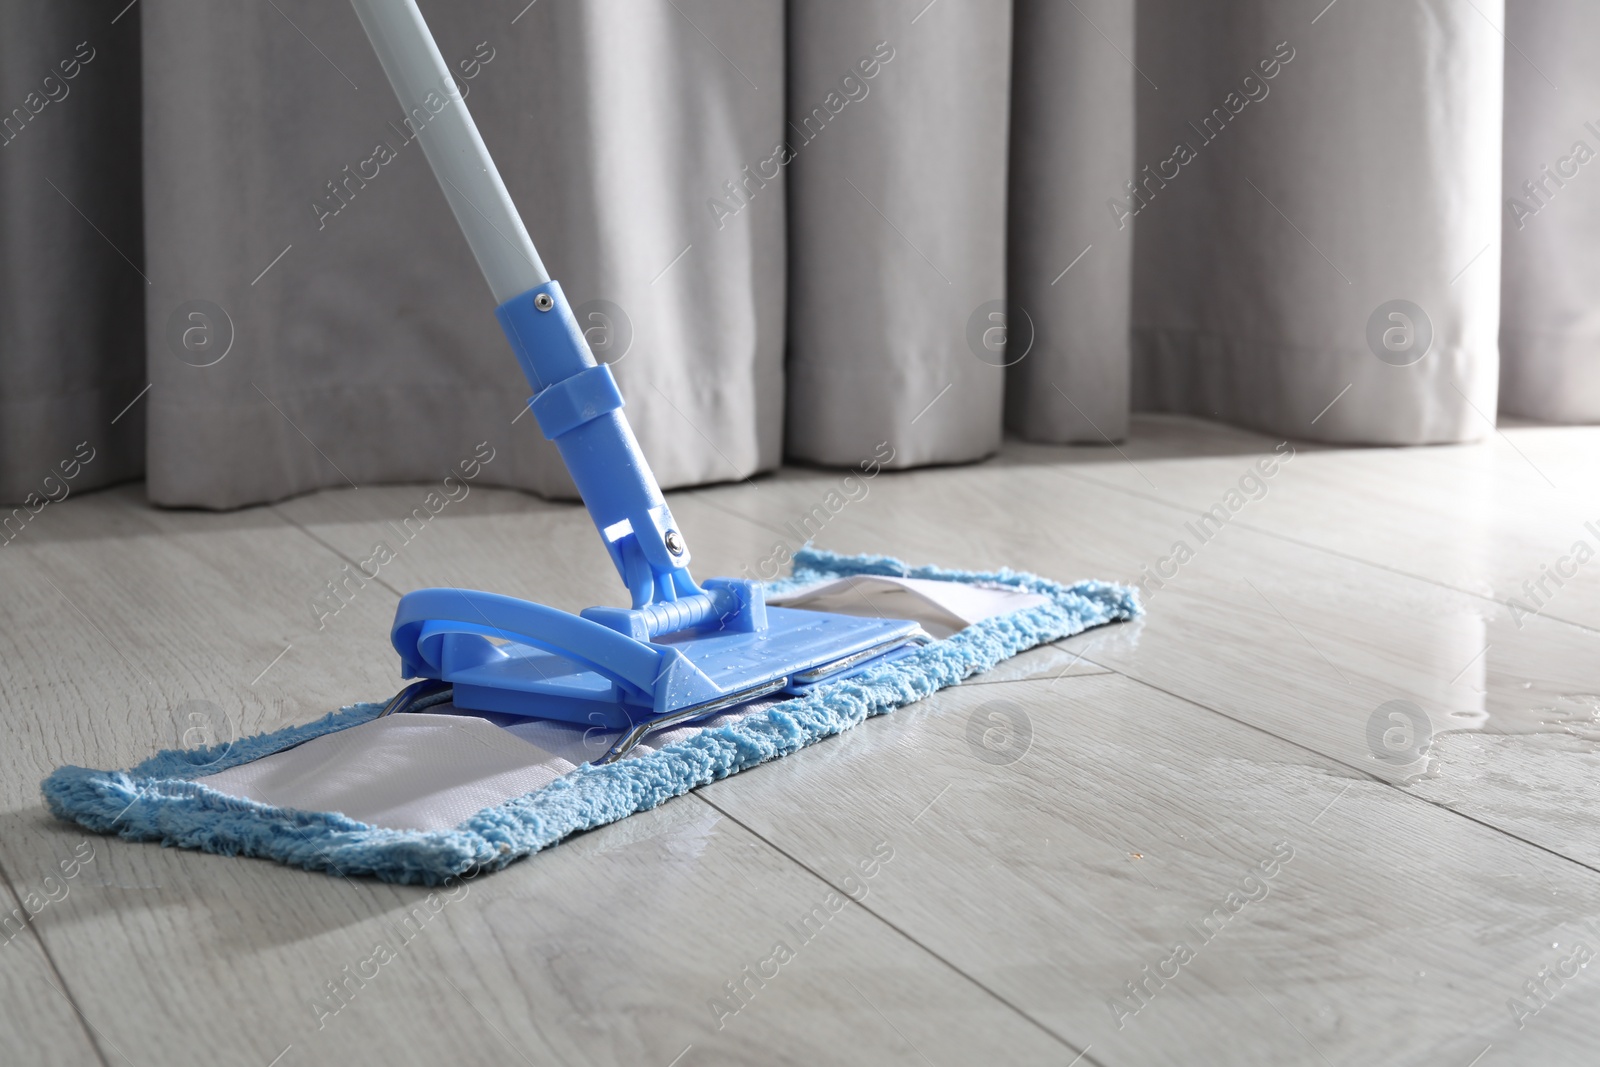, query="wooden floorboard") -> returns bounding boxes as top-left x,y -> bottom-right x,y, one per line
696,671 -> 1600,1066
682,439 -> 1600,876
0,485 -> 1076,1066
6,417 -> 1600,1064
0,872 -> 105,1066
1032,415 -> 1600,632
